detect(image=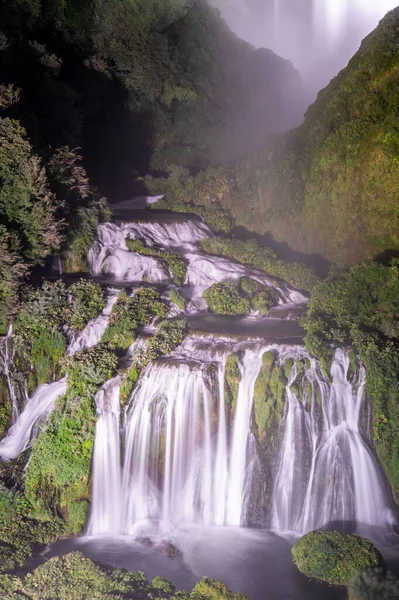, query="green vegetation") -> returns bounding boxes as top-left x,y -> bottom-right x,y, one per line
224,353 -> 240,408
203,277 -> 278,316
201,237 -> 319,292
169,289 -> 186,311
303,260 -> 399,500
126,238 -> 186,285
24,346 -> 117,533
347,568 -> 399,600
0,551 -> 248,600
253,352 -> 286,453
203,281 -> 250,315
292,530 -> 383,586
102,287 -> 167,353
120,318 -> 188,403
13,280 -> 105,386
